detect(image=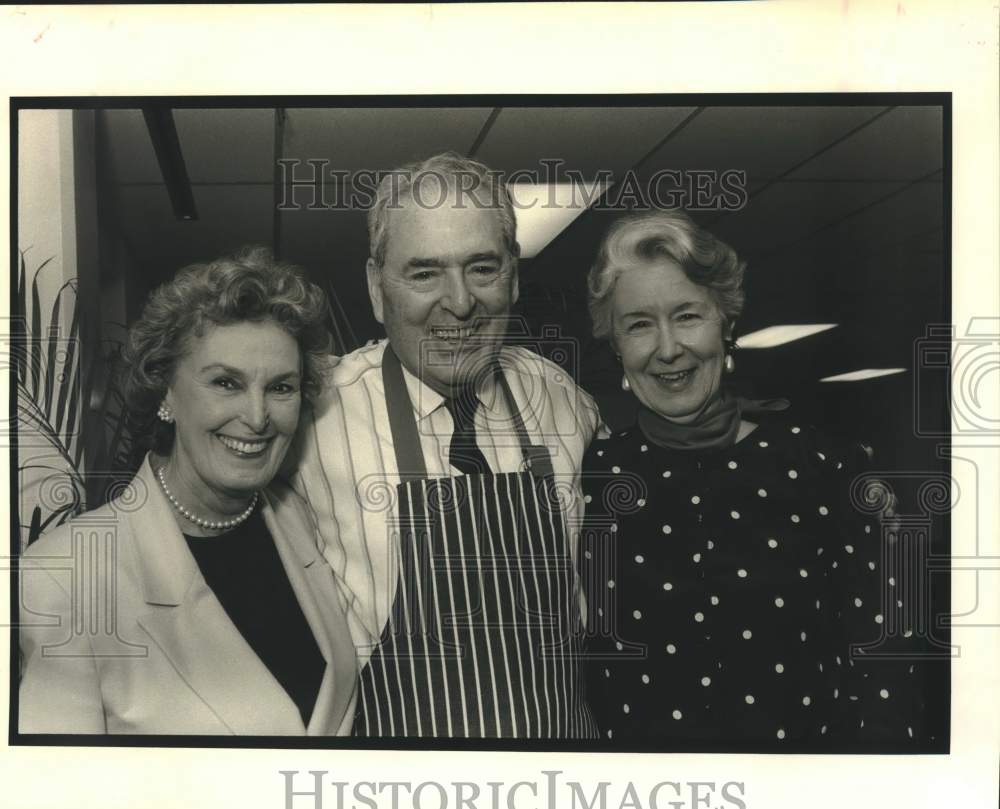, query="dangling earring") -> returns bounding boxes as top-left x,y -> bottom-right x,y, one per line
157,403 -> 174,423
724,326 -> 738,374
615,351 -> 632,391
